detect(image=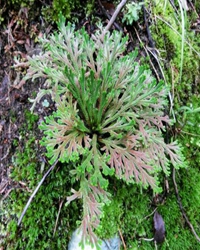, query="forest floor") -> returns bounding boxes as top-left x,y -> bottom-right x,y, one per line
0,8 -> 44,196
